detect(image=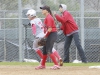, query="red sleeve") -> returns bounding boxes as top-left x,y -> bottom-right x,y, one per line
31,24 -> 36,35
55,13 -> 69,23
